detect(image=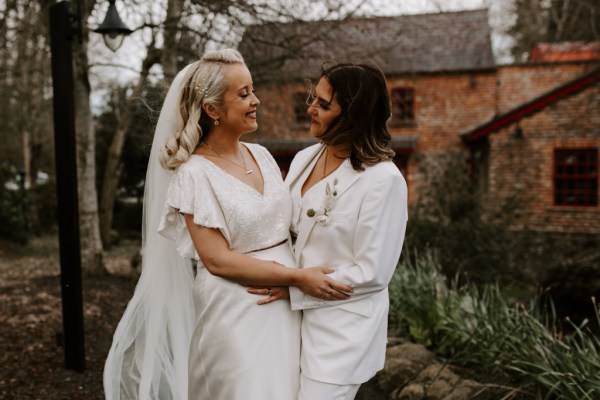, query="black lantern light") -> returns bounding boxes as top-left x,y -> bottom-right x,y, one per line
94,0 -> 133,52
